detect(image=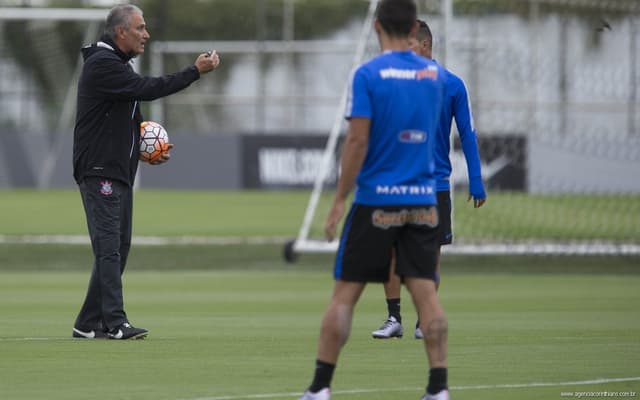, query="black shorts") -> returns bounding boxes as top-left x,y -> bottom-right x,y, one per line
437,191 -> 453,245
334,204 -> 440,283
